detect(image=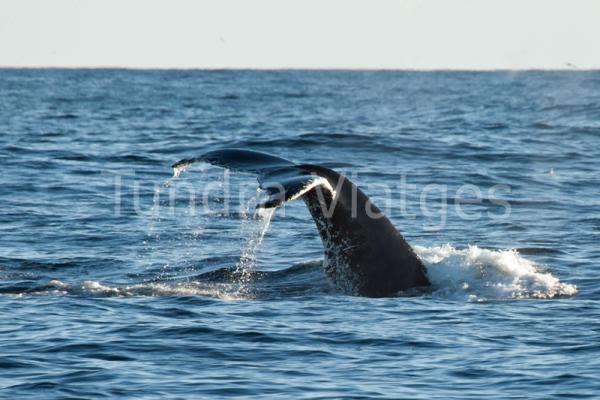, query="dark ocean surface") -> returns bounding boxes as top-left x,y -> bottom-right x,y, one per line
1,69 -> 599,399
